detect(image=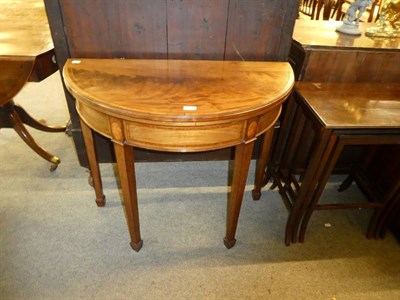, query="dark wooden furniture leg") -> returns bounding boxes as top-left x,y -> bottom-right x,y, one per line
338,174 -> 355,192
298,134 -> 400,243
224,141 -> 255,249
113,143 -> 143,252
0,100 -> 66,170
367,182 -> 400,239
265,96 -> 297,189
375,196 -> 400,239
298,135 -> 342,243
8,104 -> 61,170
338,147 -> 380,192
252,128 -> 274,200
287,128 -> 333,245
79,118 -> 106,207
14,104 -> 66,132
